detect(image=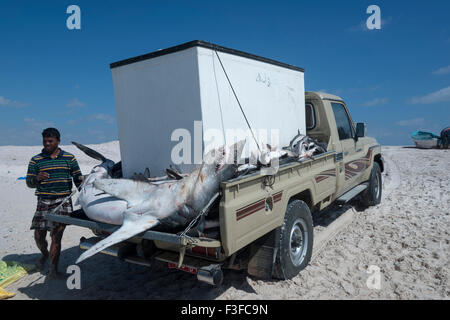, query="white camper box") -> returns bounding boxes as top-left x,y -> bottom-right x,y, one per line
110,41 -> 306,178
